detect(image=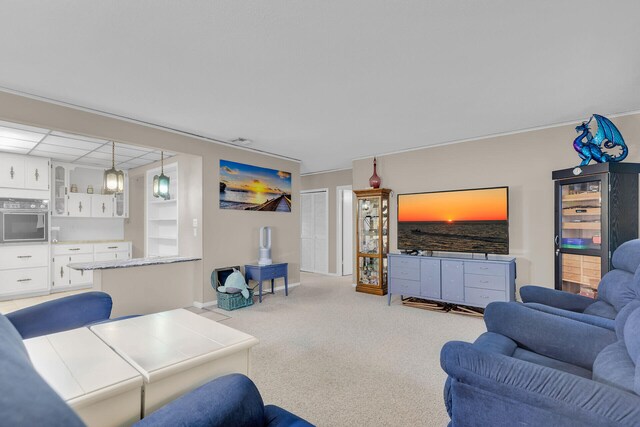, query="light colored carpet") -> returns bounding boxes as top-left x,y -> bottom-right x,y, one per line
212,272 -> 486,427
